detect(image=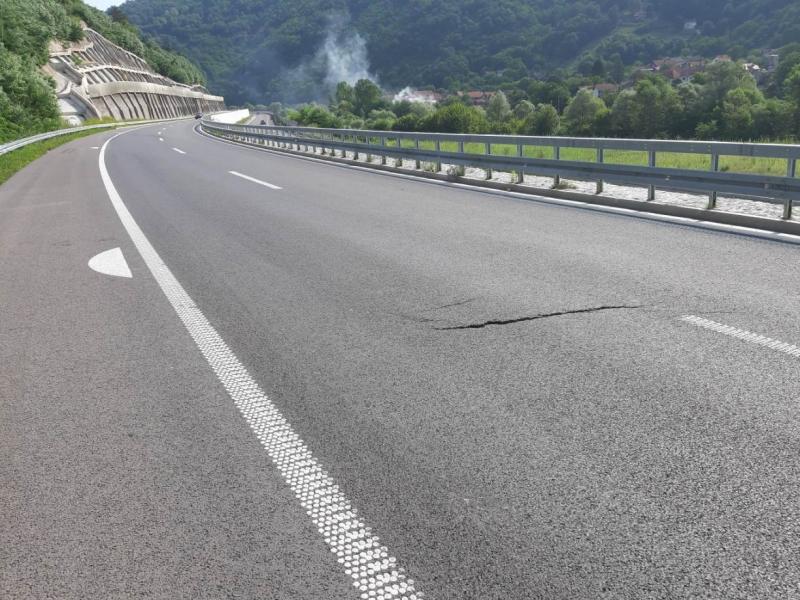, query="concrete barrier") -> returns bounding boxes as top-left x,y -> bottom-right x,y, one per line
209,109 -> 251,124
